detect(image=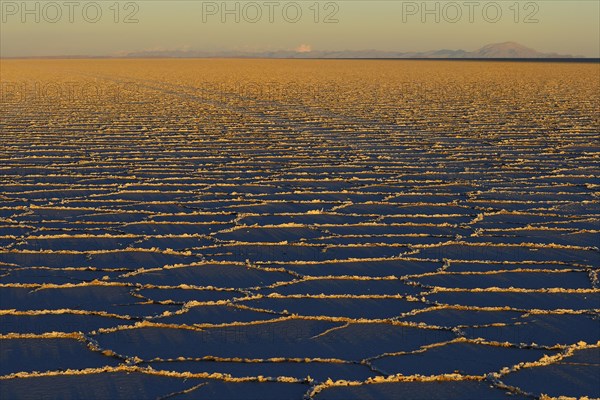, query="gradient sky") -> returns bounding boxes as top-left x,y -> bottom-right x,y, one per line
1,0 -> 599,57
